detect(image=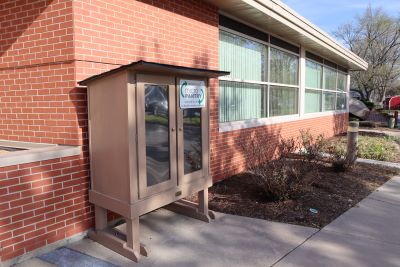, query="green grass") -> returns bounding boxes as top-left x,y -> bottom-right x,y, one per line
145,114 -> 168,125
145,115 -> 201,126
183,117 -> 200,125
326,134 -> 400,162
